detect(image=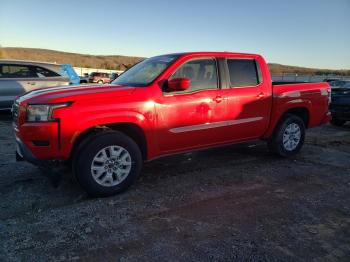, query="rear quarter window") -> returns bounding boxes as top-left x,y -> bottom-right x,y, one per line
34,66 -> 60,77
227,59 -> 261,87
